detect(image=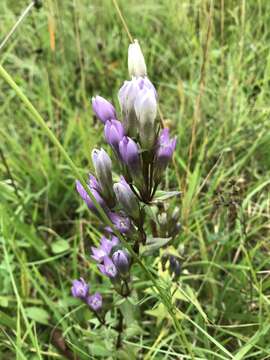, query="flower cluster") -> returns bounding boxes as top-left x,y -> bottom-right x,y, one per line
71,278 -> 102,312
91,236 -> 130,281
72,40 -> 178,316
